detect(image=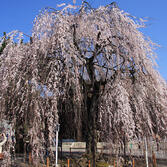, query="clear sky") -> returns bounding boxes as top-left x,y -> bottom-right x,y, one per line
0,0 -> 166,80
